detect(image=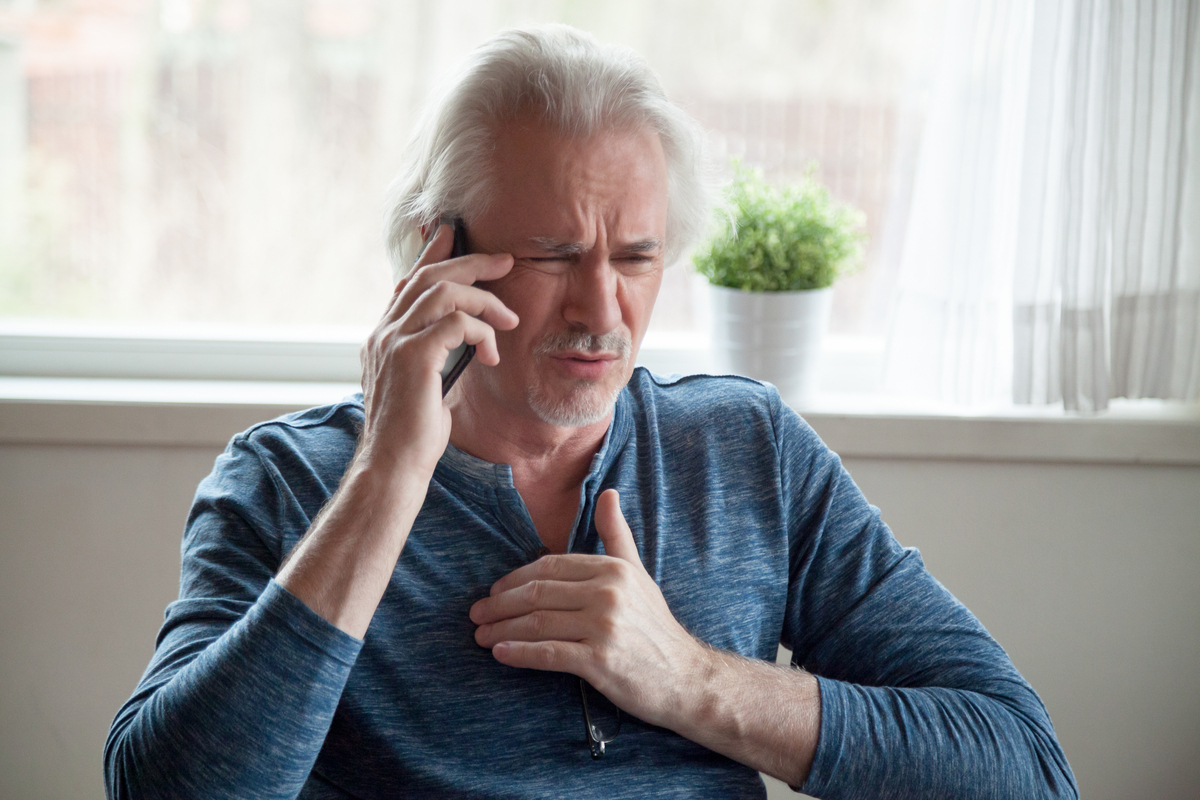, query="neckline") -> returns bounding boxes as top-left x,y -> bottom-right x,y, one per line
433,387 -> 633,498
